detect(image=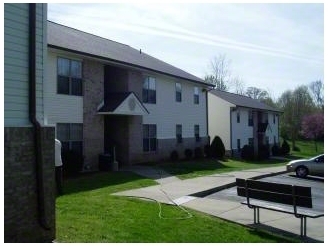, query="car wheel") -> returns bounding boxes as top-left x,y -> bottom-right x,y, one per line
296,166 -> 308,178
